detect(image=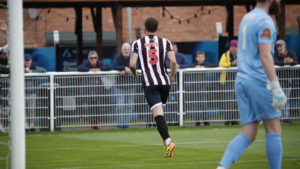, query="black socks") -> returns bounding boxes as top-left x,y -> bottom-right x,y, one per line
154,115 -> 170,140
